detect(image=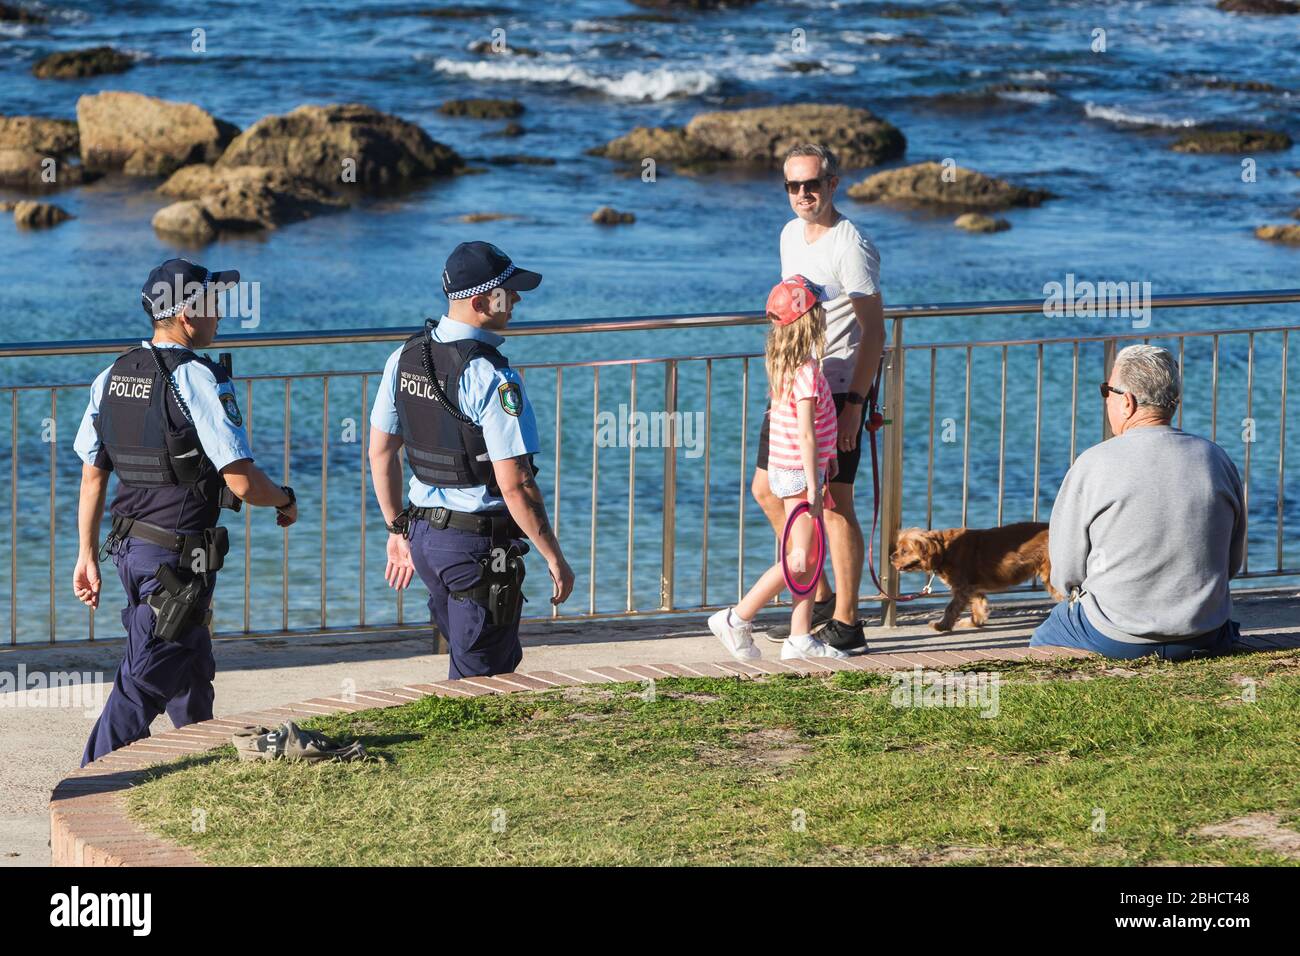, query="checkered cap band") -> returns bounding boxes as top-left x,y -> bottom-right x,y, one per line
447,263 -> 515,300
145,277 -> 210,320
